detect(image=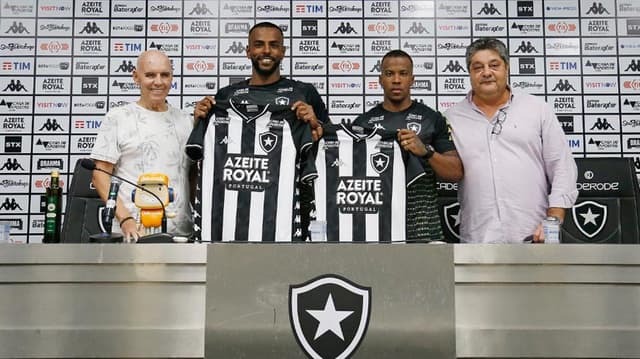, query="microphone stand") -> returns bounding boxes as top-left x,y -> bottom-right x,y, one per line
81,159 -> 173,243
